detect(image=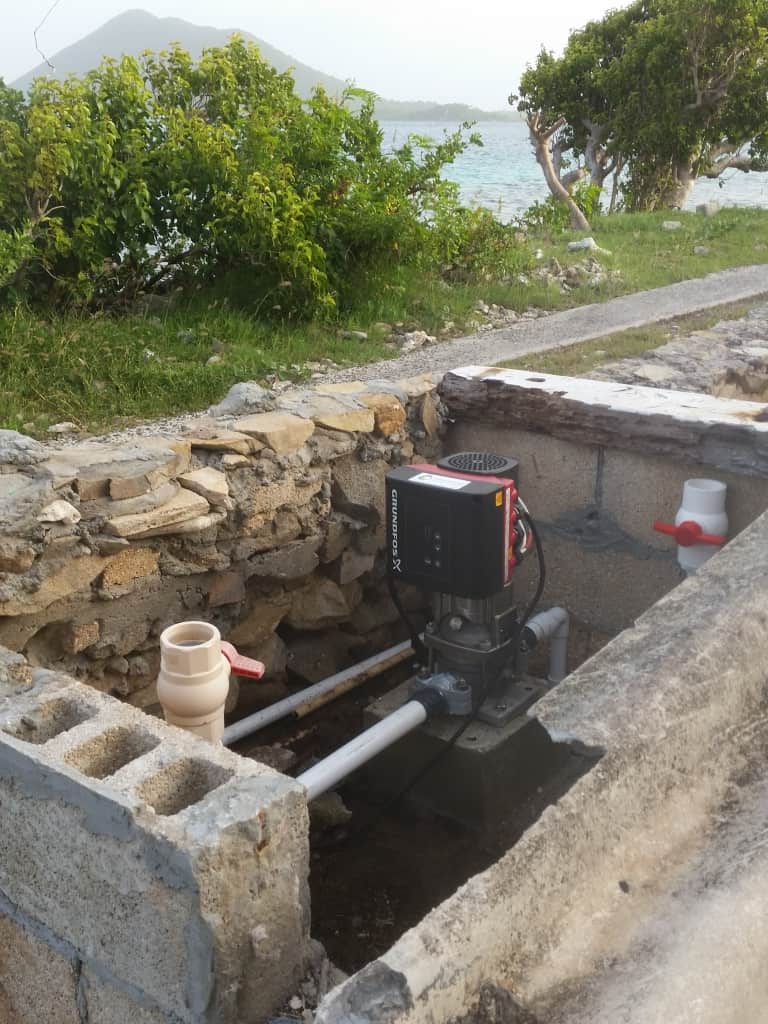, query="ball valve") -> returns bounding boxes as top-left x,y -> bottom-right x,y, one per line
653,478 -> 728,575
157,621 -> 264,744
